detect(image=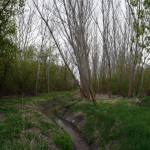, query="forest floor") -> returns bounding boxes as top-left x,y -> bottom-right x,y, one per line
0,91 -> 150,150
